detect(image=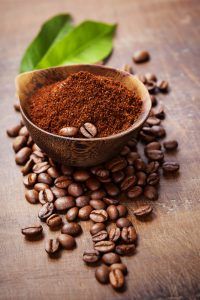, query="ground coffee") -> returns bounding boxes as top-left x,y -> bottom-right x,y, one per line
28,71 -> 142,137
